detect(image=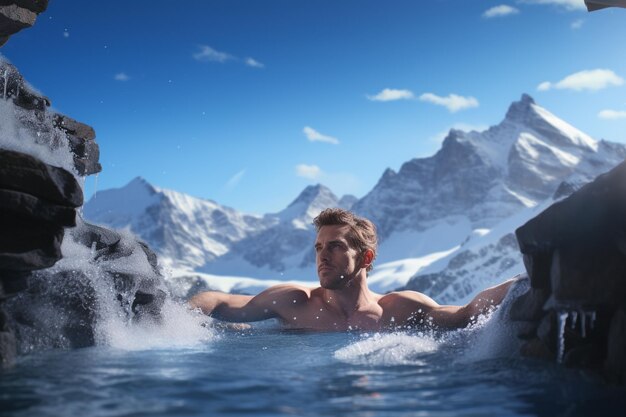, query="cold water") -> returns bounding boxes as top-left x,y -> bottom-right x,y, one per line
1,318 -> 625,417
